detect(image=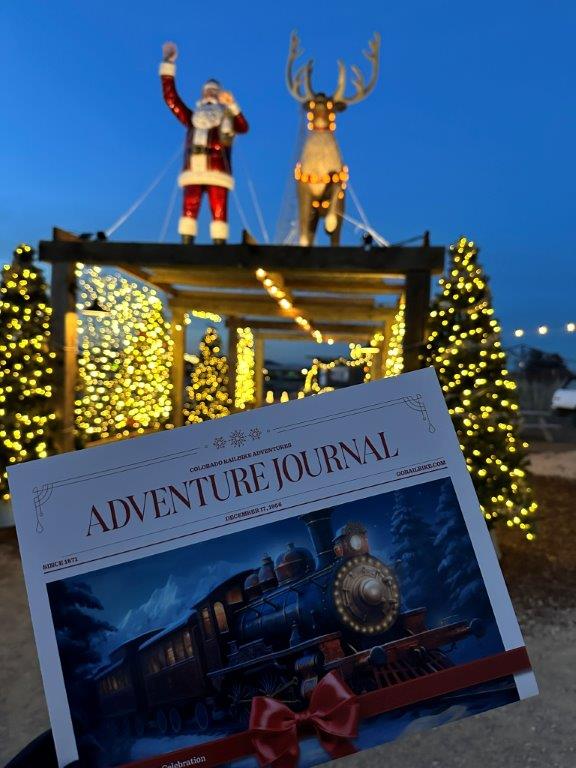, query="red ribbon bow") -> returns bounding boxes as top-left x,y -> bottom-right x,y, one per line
249,671 -> 360,768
